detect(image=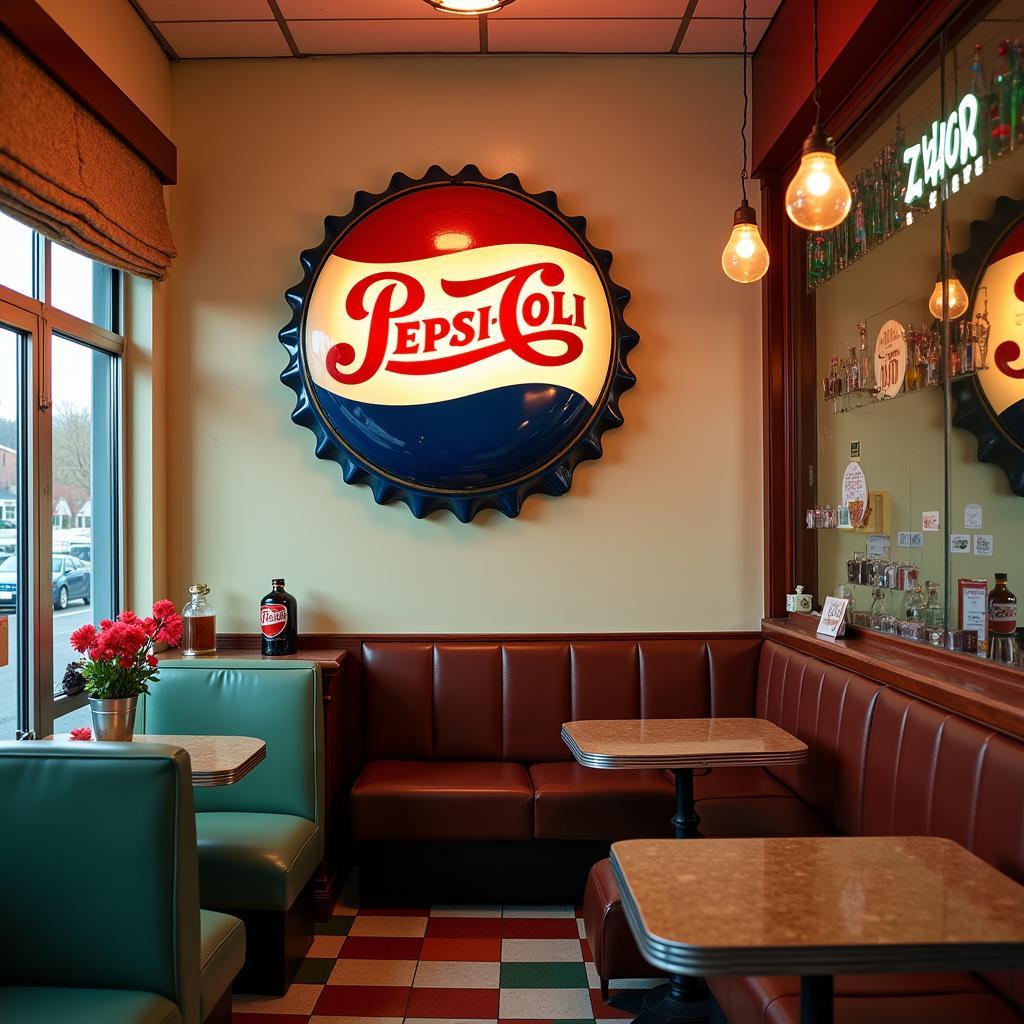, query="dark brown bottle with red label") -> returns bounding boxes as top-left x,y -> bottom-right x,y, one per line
260,578 -> 297,656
